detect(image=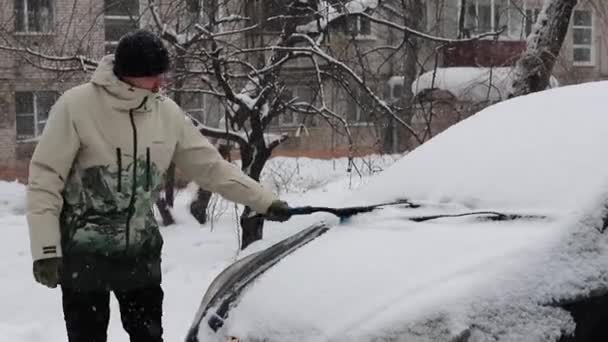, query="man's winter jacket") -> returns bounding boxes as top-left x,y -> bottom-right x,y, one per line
26,55 -> 277,290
